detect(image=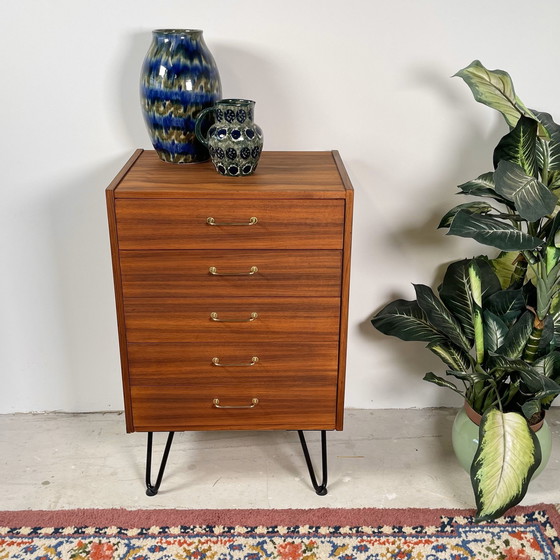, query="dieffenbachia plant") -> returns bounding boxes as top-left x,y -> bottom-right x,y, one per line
372,257 -> 560,521
441,61 -> 560,316
372,61 -> 560,521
